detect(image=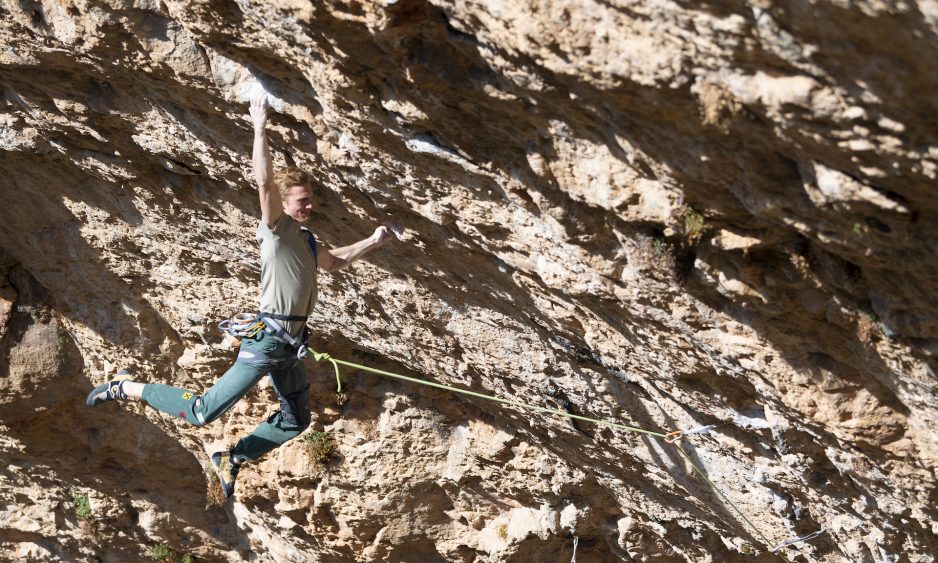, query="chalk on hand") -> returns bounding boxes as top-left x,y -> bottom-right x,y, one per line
248,81 -> 268,102
241,81 -> 284,112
